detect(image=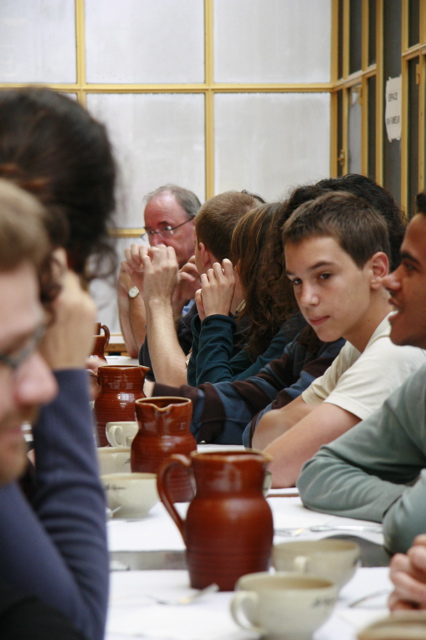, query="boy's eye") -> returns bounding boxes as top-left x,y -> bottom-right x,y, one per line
402,261 -> 415,273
